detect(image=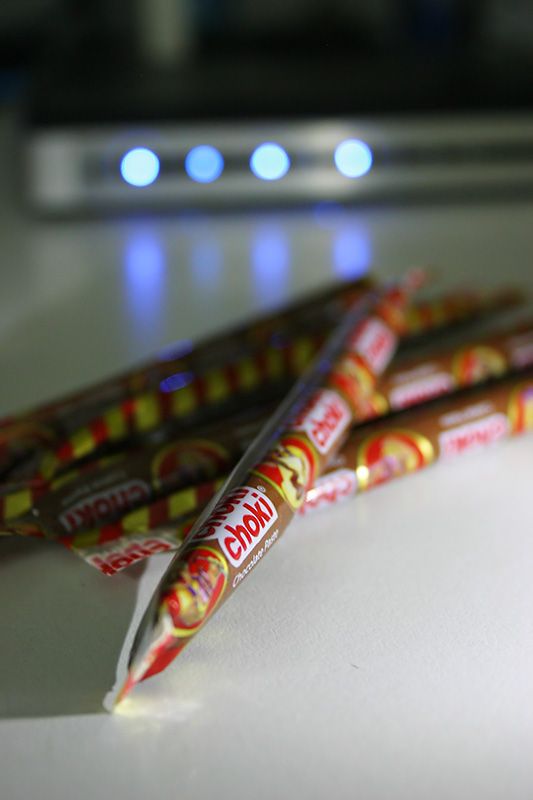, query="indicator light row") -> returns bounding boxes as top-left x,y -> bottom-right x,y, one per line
119,139 -> 373,188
